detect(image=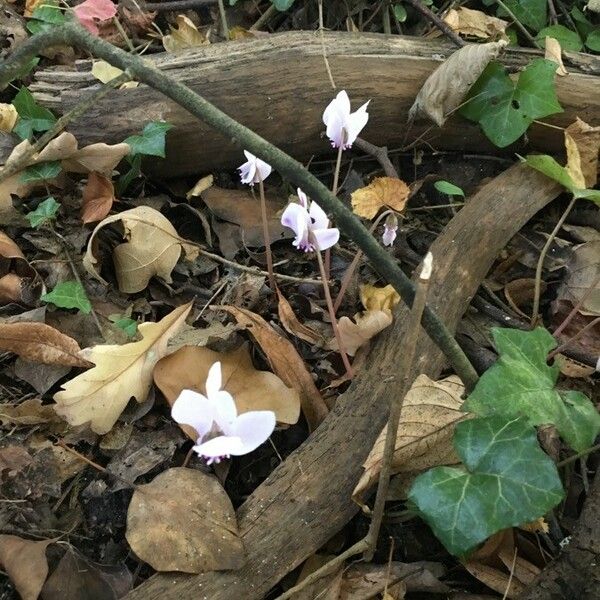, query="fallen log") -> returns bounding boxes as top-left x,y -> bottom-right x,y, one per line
125,165 -> 561,600
20,31 -> 600,177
